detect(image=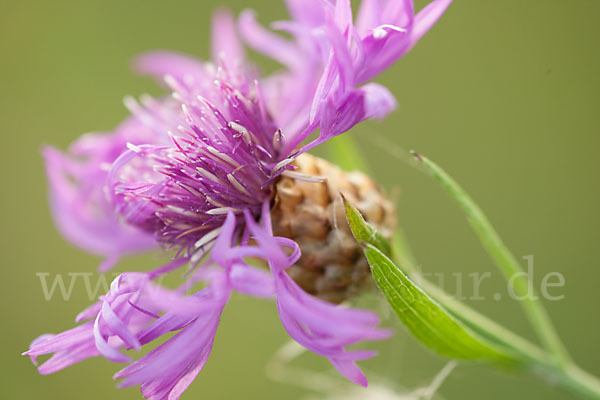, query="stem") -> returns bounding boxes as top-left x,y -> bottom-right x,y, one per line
426,281 -> 600,399
412,152 -> 571,365
557,365 -> 600,400
526,364 -> 600,400
328,135 -> 370,173
333,139 -> 599,397
416,361 -> 458,400
392,226 -> 600,400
